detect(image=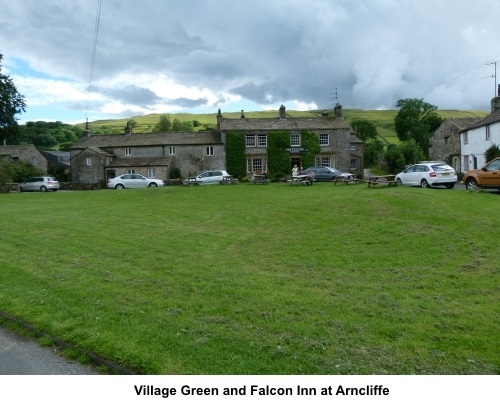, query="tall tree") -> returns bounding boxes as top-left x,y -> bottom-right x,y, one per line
349,119 -> 378,142
394,98 -> 443,158
153,114 -> 172,132
0,53 -> 26,144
